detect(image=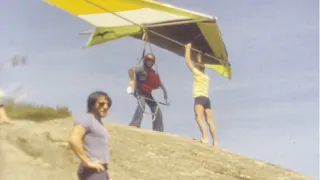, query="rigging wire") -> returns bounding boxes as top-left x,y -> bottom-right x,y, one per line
83,0 -> 228,66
